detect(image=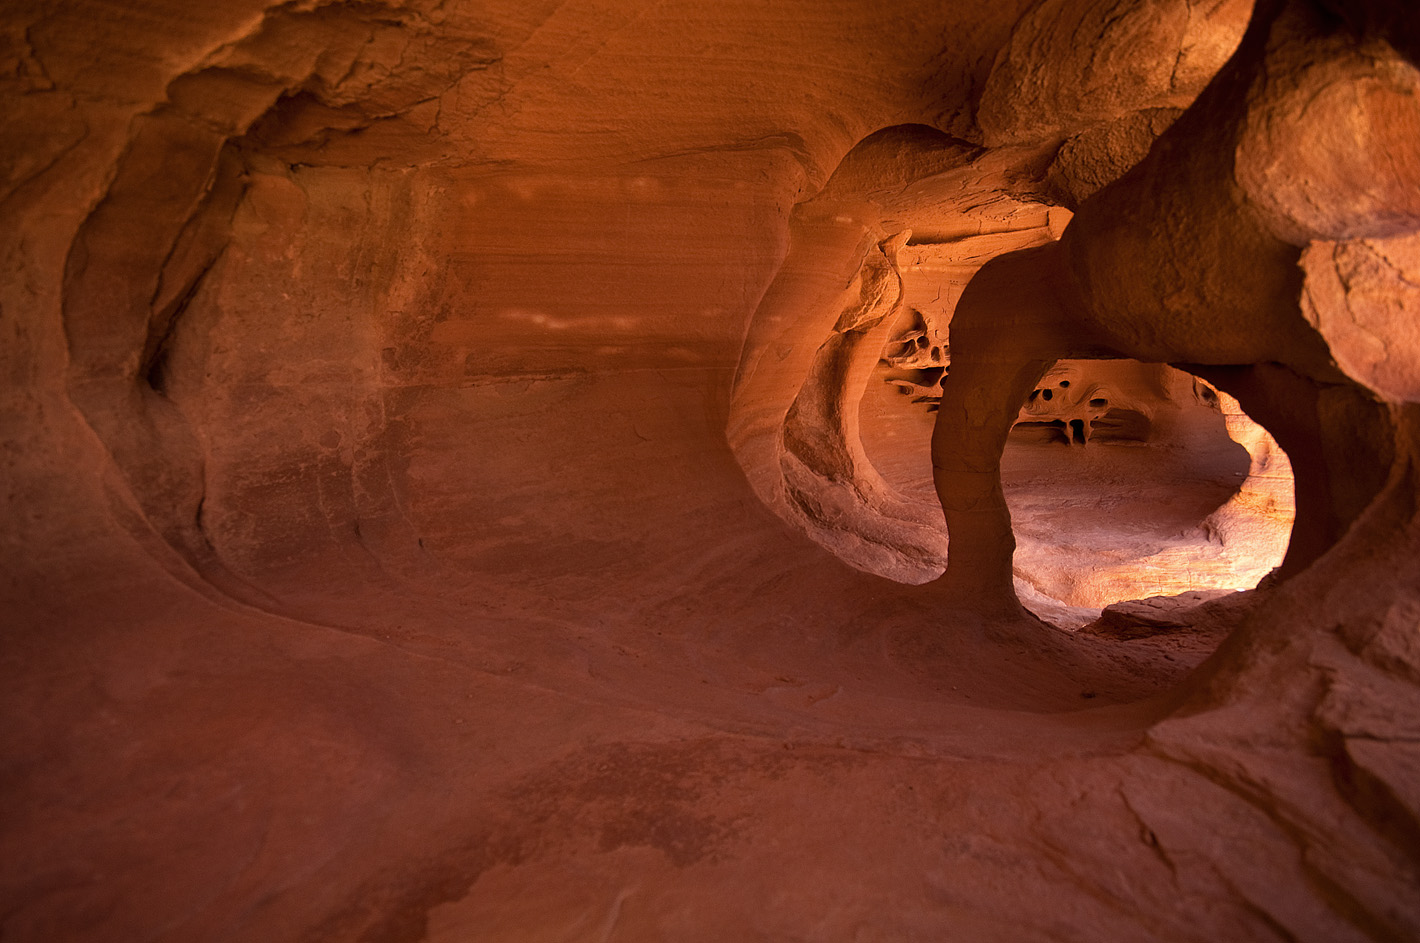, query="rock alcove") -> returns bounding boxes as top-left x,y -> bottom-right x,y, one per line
728,121 -> 1295,635
4,0 -> 1420,940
